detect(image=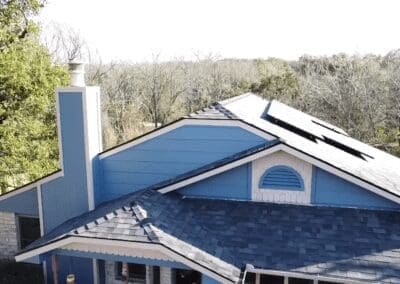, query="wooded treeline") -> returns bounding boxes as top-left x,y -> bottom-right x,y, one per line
90,54 -> 400,157
1,0 -> 399,193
